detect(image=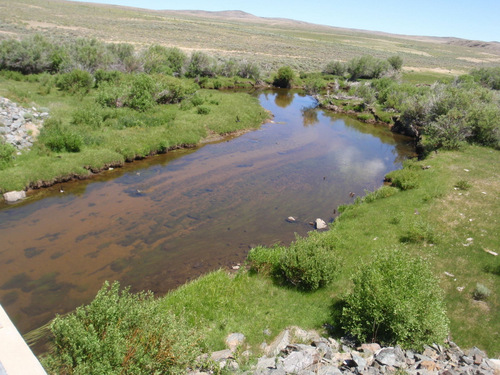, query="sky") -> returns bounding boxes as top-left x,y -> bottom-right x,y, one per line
70,0 -> 499,42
